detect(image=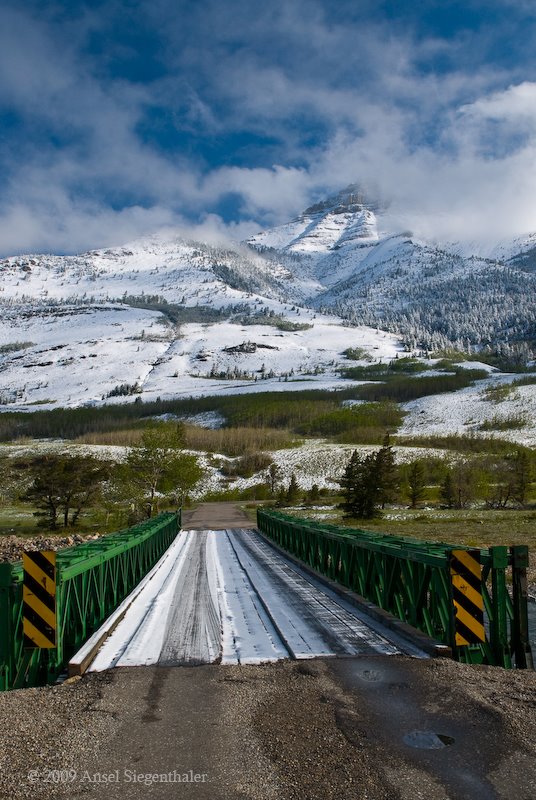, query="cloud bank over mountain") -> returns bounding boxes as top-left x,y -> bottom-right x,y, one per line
2,0 -> 536,254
